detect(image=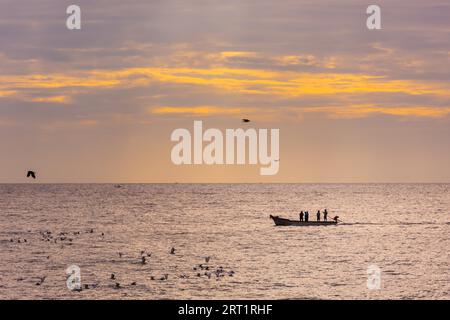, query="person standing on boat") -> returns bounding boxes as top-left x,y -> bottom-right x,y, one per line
316,210 -> 321,221
323,209 -> 328,221
304,211 -> 309,222
299,211 -> 304,221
